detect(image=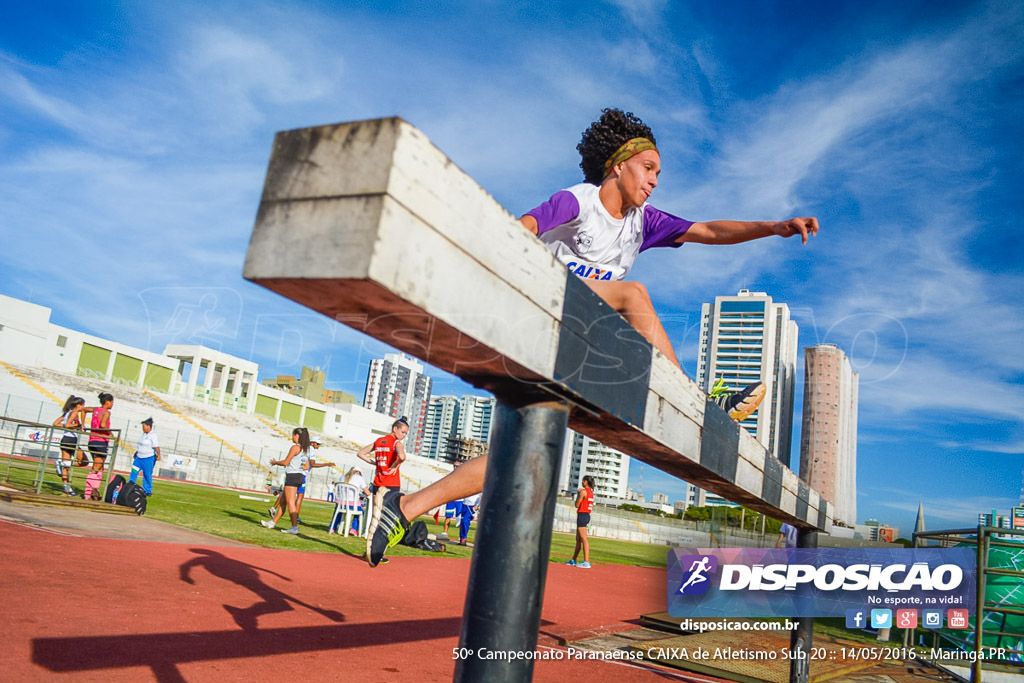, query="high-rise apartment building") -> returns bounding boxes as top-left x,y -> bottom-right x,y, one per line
457,395 -> 496,444
363,353 -> 432,454
697,290 -> 798,464
558,431 -> 631,500
799,343 -> 858,526
422,394 -> 496,460
423,395 -> 460,460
